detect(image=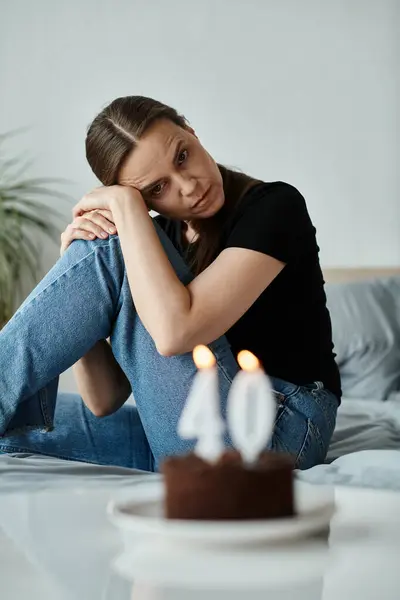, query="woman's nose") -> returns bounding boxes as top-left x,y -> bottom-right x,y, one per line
177,173 -> 197,197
